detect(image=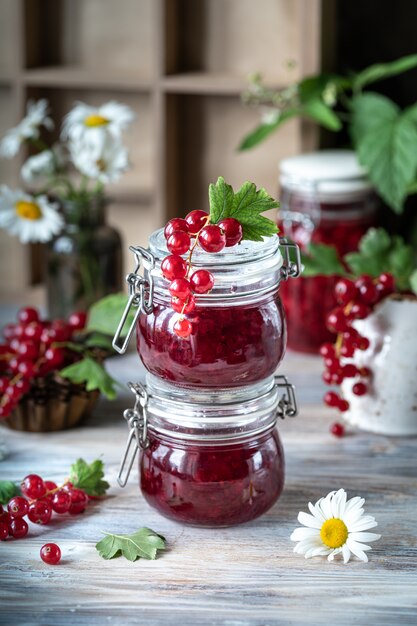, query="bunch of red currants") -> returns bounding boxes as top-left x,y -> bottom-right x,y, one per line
161,210 -> 243,338
320,273 -> 395,437
0,307 -> 87,419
